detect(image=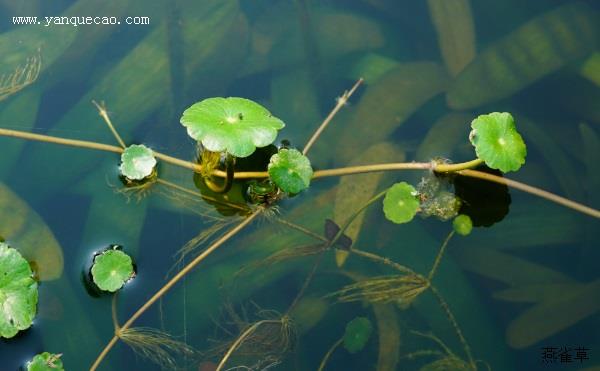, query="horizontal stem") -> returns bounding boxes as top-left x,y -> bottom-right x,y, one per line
434,158 -> 483,172
458,169 -> 600,219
